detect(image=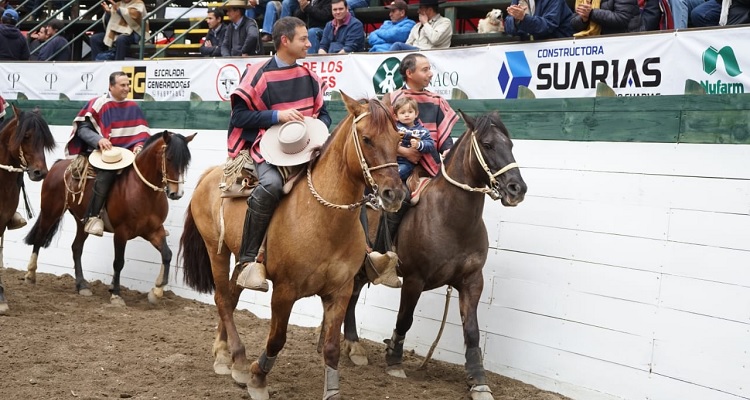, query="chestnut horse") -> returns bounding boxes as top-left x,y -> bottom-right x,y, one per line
342,111 -> 527,400
0,106 -> 55,314
24,131 -> 195,306
179,93 -> 406,400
